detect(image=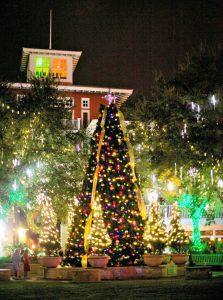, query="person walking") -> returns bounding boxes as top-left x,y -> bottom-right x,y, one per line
23,249 -> 30,279
12,248 -> 21,279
